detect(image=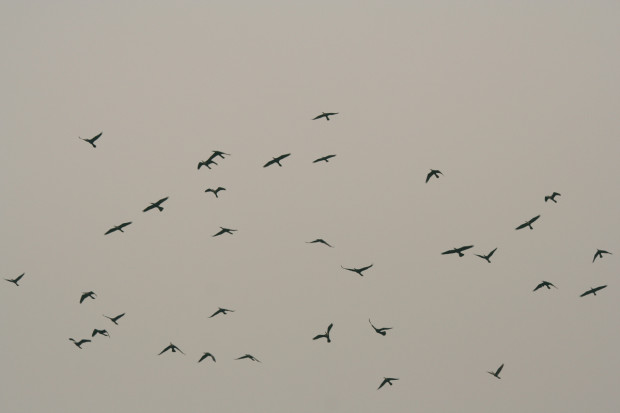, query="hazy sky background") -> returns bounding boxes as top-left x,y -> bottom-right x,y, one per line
2,2 -> 620,412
